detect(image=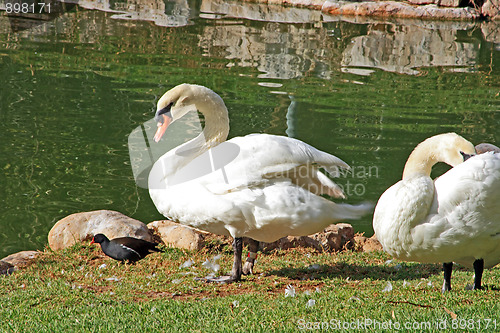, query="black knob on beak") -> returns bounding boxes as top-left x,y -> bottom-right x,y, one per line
460,151 -> 474,161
